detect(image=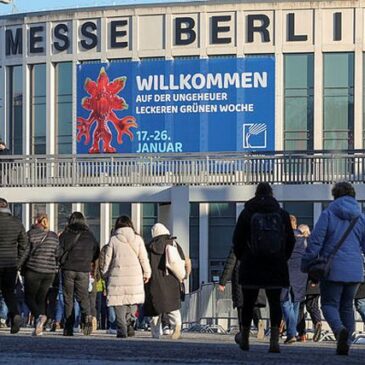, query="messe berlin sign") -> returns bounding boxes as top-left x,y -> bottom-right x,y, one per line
76,57 -> 275,154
